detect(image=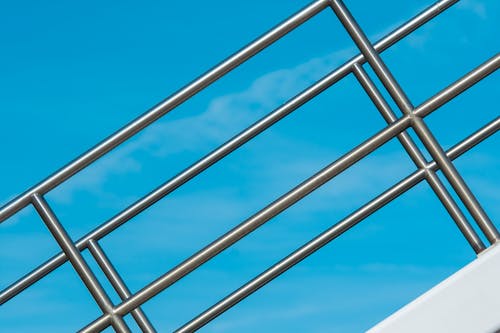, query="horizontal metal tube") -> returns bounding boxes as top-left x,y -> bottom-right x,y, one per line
0,0 -> 330,223
0,0 -> 457,305
176,117 -> 500,332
